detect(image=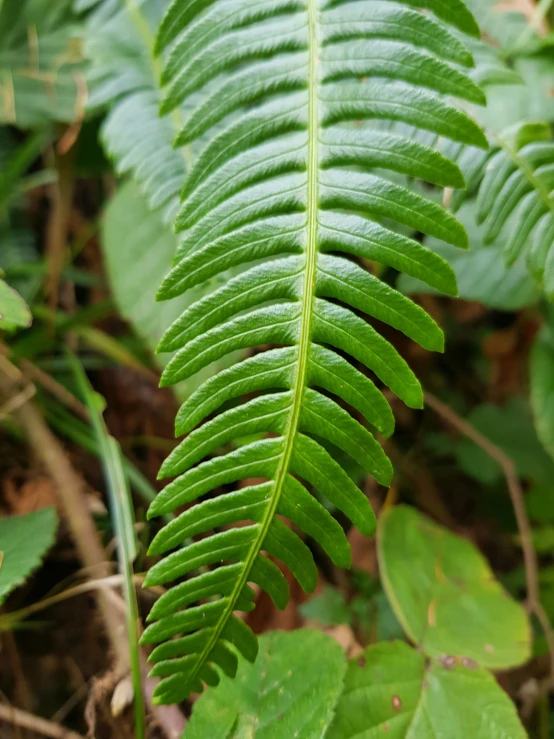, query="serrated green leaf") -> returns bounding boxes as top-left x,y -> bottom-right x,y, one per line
0,508 -> 58,606
184,630 -> 347,739
378,506 -> 530,669
327,641 -> 527,739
